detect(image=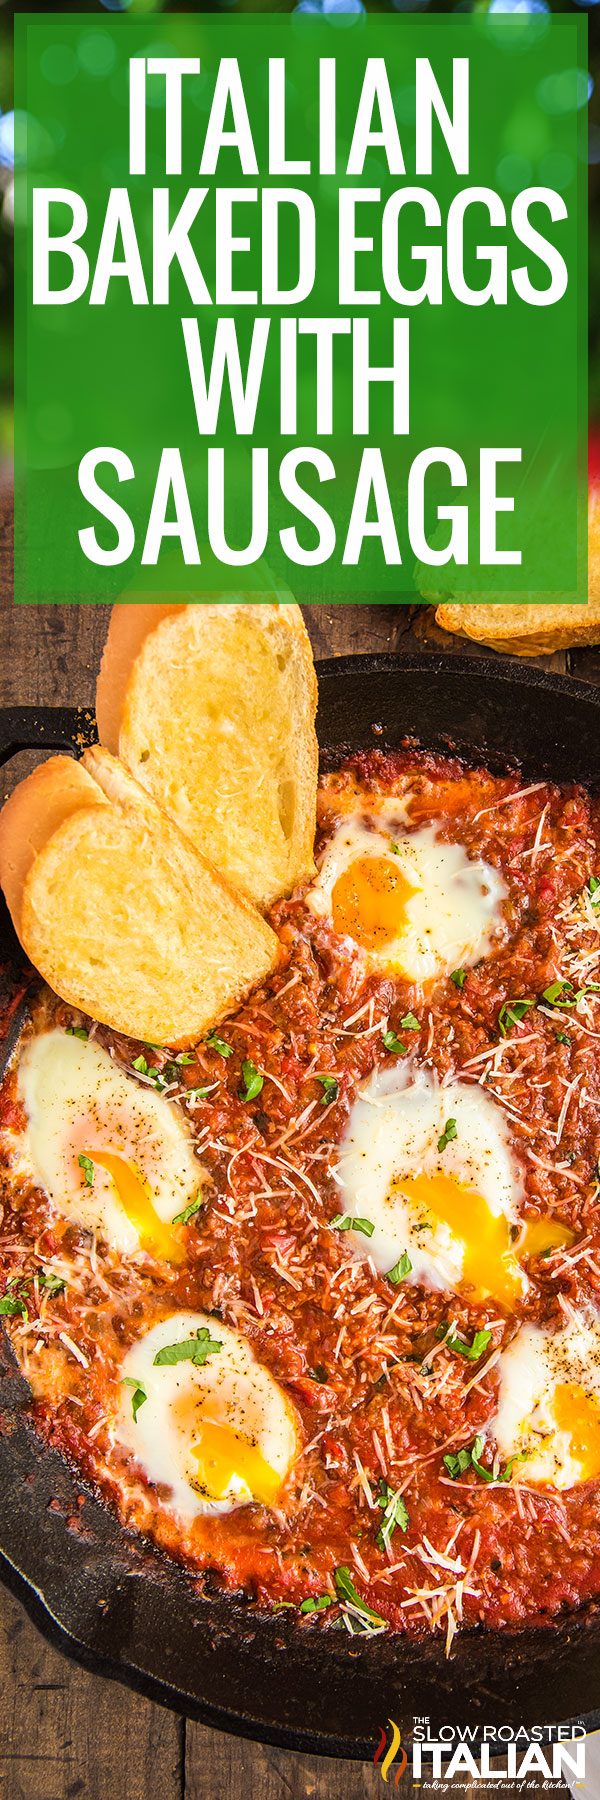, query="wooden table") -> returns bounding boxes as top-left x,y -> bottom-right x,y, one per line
0,482 -> 594,1799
